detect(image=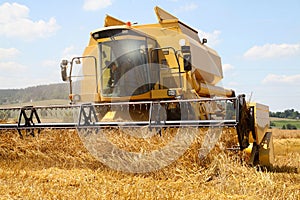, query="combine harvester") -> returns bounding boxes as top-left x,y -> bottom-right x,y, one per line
0,7 -> 274,172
